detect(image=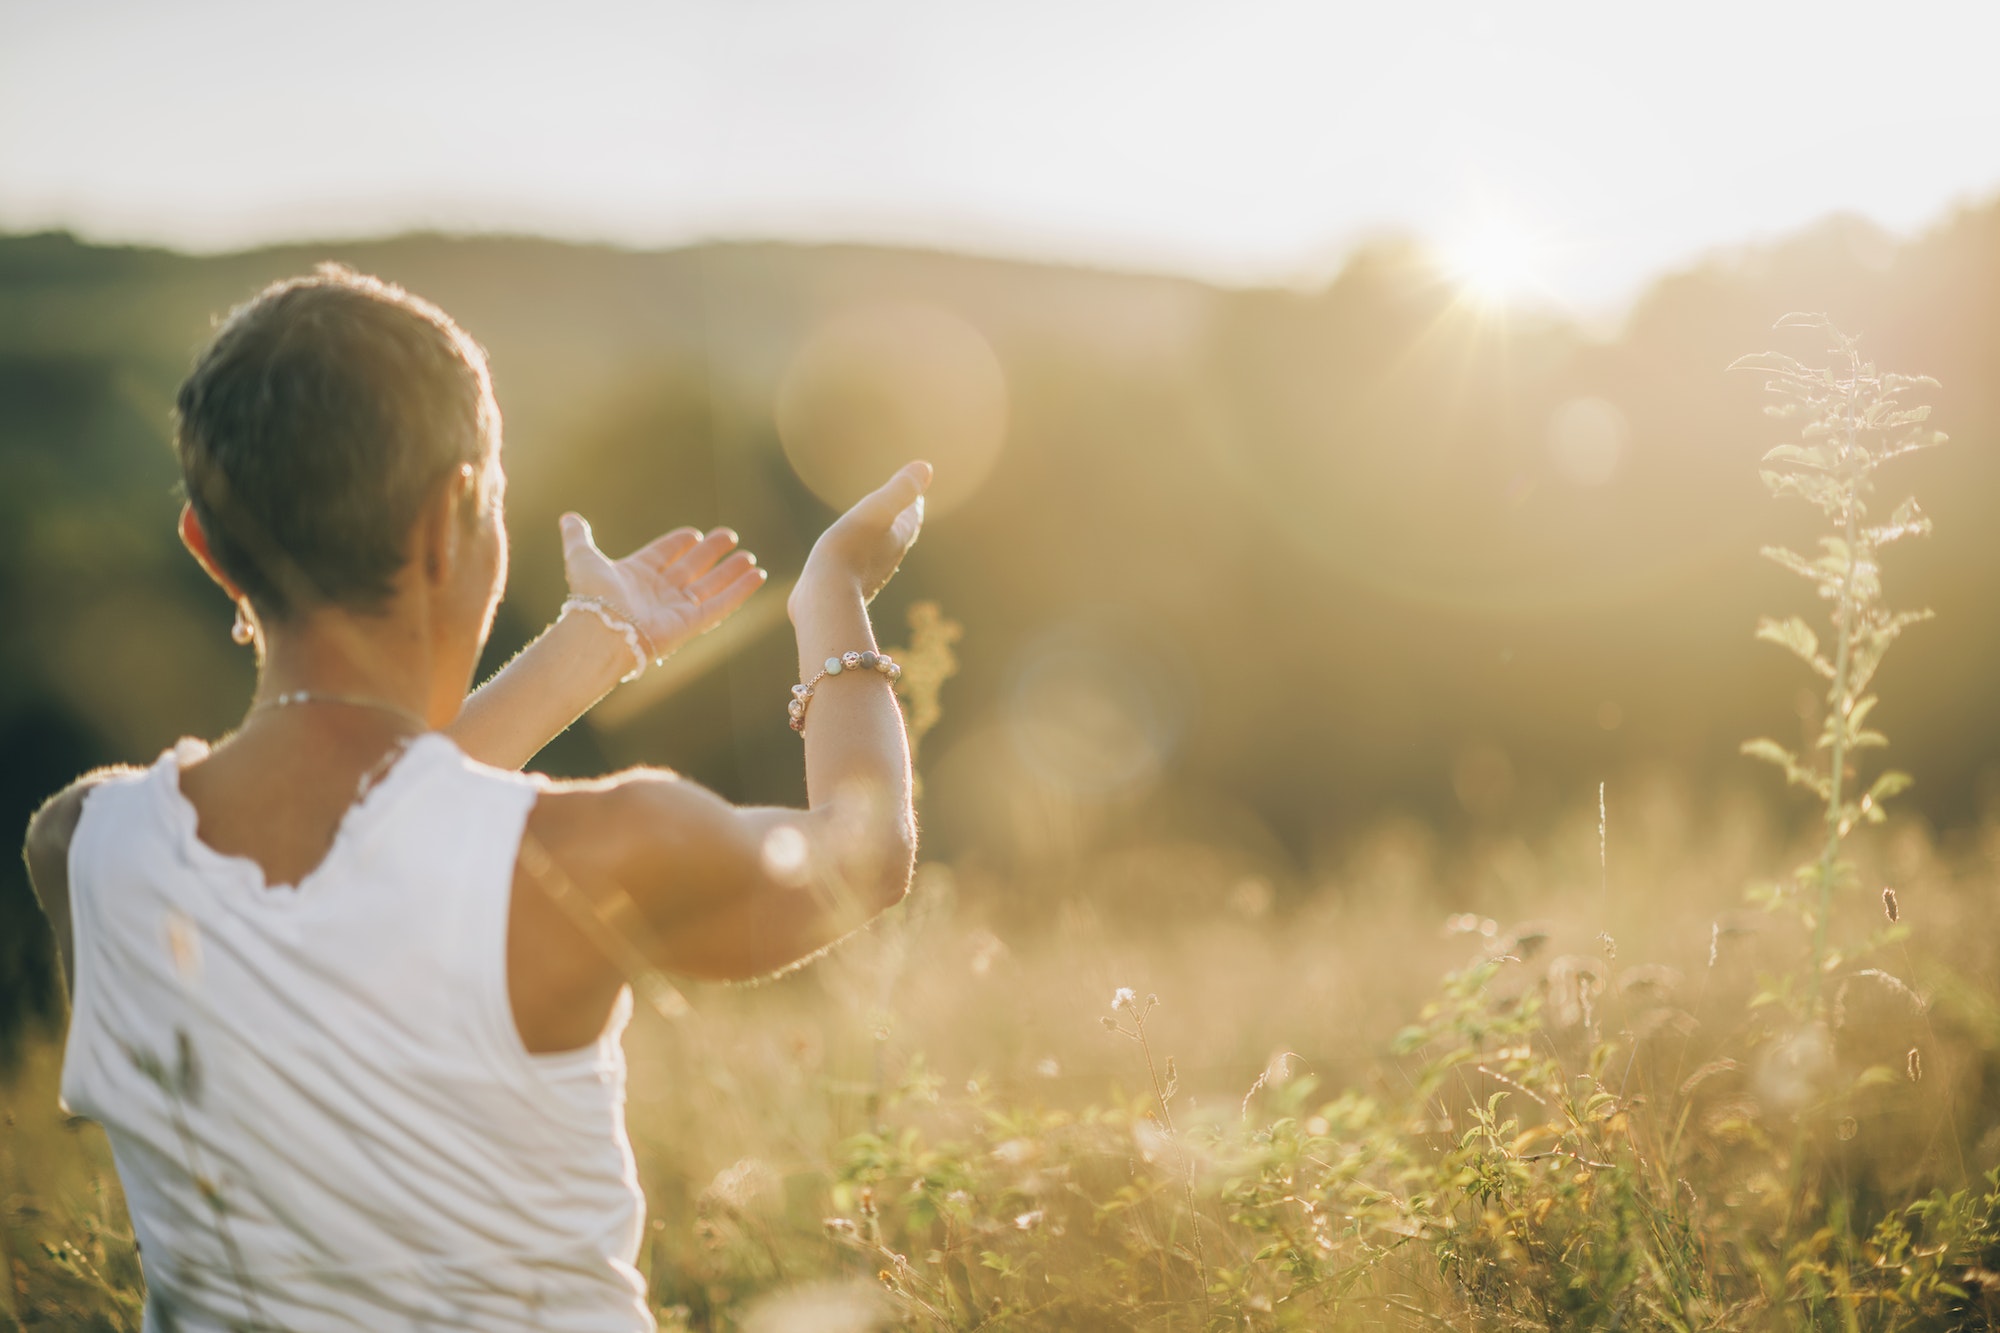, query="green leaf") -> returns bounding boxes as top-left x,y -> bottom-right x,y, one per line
1762,443 -> 1831,471
1868,771 -> 1914,802
1754,616 -> 1833,677
1757,547 -> 1823,590
1741,738 -> 1796,770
